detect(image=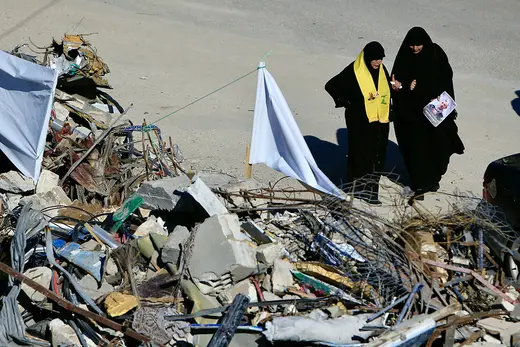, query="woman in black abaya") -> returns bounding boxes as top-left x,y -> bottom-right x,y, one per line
391,27 -> 464,201
325,42 -> 391,205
